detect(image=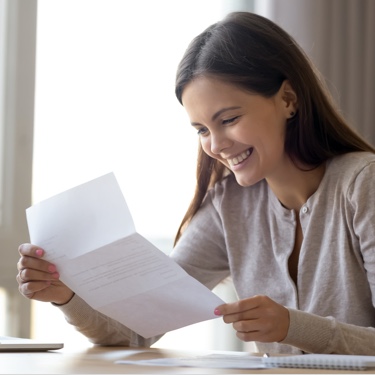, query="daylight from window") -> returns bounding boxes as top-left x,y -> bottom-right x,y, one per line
32,0 -> 237,349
